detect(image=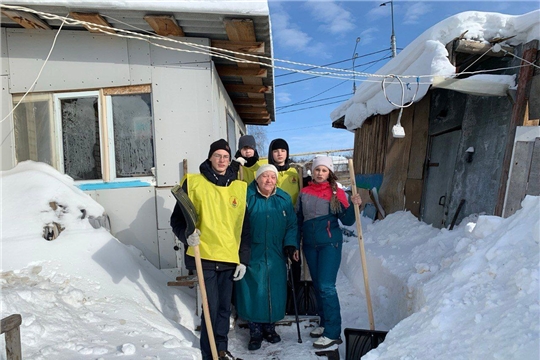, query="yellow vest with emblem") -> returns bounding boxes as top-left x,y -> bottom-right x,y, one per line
184,174 -> 247,264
